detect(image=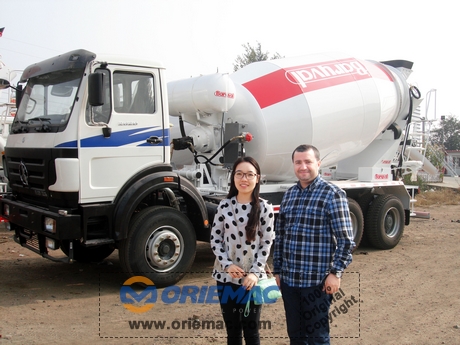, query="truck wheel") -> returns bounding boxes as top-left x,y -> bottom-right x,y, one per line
365,195 -> 405,249
119,206 -> 196,288
118,210 -> 143,275
357,193 -> 374,219
347,198 -> 363,248
61,241 -> 115,263
357,193 -> 375,246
